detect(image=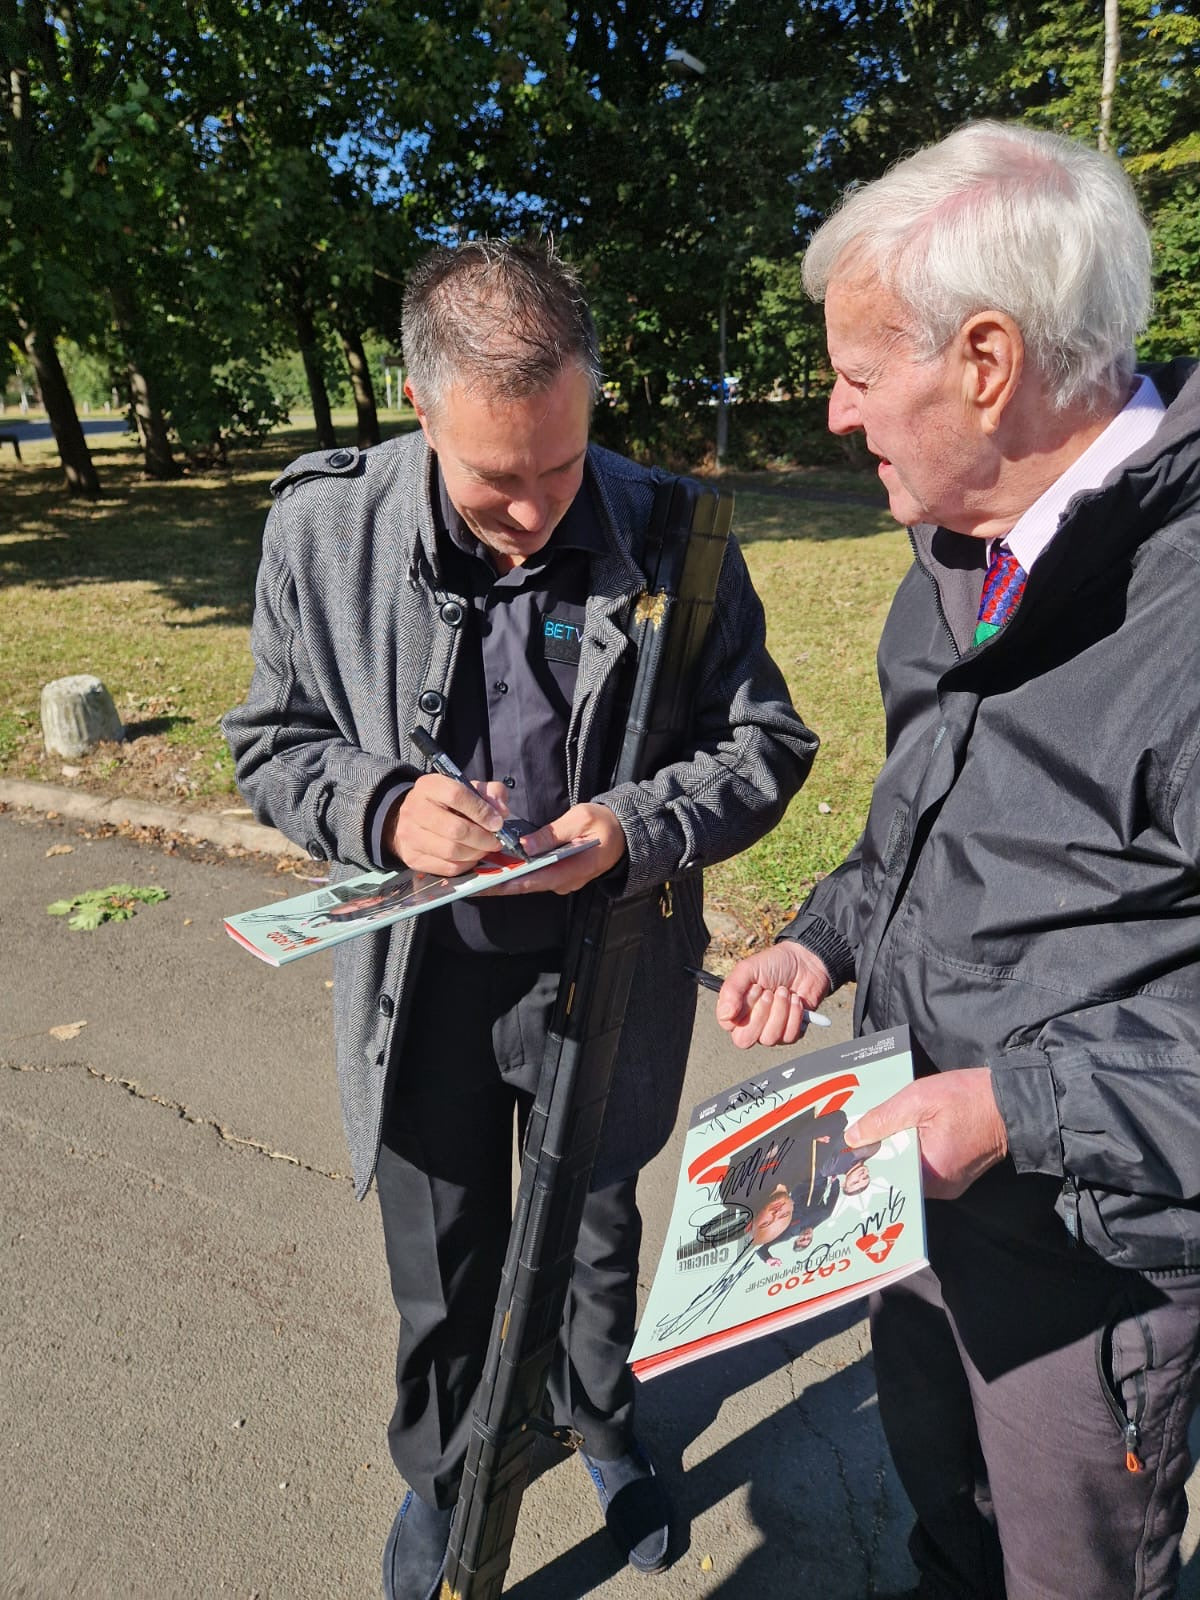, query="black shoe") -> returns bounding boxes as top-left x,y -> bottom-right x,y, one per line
381,1489 -> 454,1600
580,1440 -> 672,1574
